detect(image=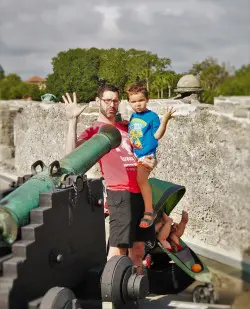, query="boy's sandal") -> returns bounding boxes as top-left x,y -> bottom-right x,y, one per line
139,211 -> 156,228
